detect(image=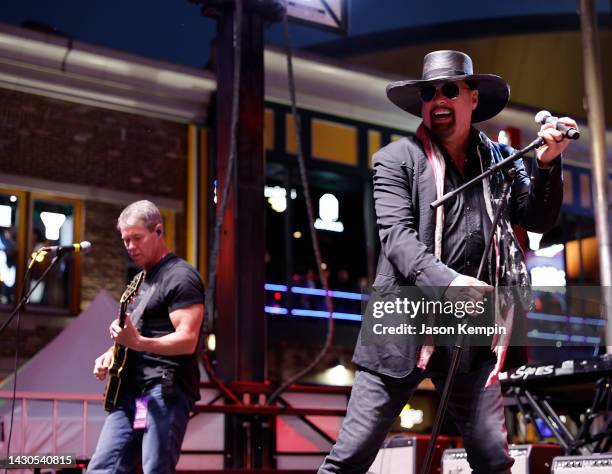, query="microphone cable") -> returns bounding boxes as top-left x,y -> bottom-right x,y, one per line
3,248 -> 46,473
266,2 -> 335,405
3,309 -> 20,474
200,0 -> 244,405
